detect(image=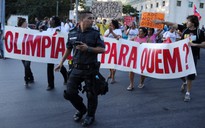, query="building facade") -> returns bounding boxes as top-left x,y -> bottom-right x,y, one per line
127,0 -> 205,27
